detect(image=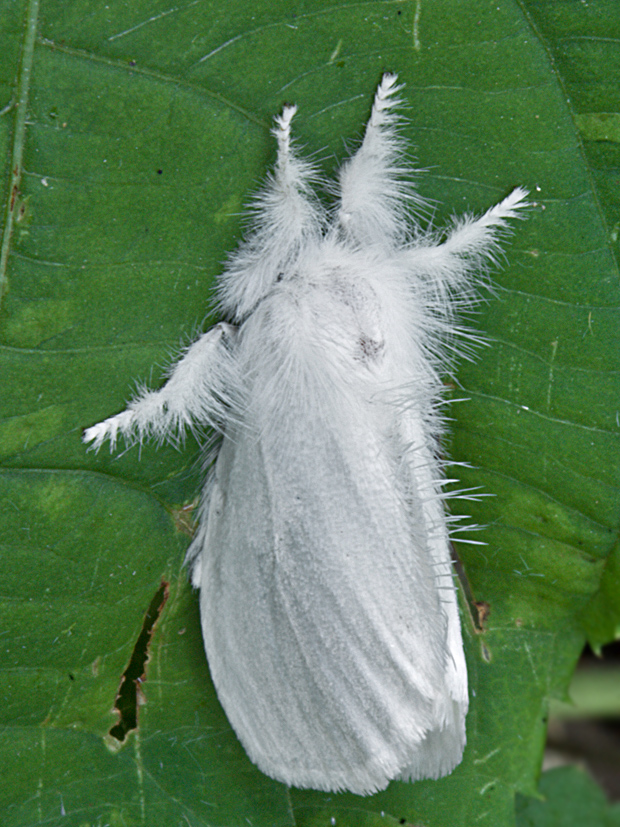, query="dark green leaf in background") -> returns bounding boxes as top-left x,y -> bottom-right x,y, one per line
1,1 -> 619,825
516,766 -> 620,826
